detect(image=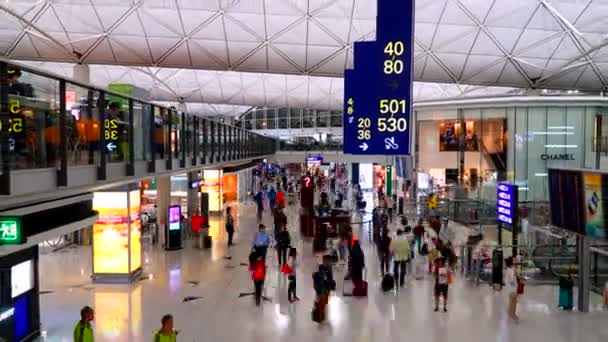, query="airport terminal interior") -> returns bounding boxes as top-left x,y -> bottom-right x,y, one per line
2,0 -> 608,341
